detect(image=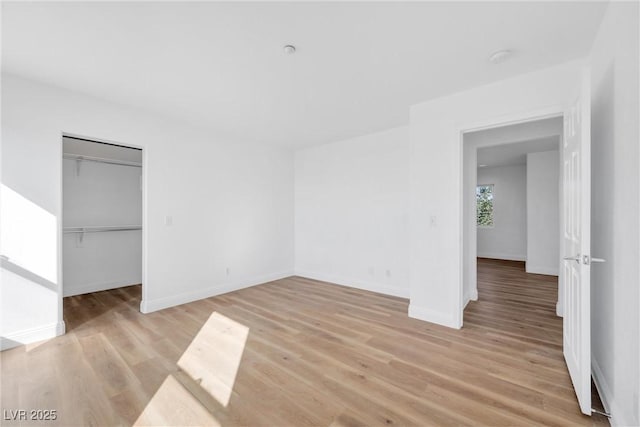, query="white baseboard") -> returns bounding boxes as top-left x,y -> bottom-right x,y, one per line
293,270 -> 409,299
592,357 -> 631,426
556,301 -> 564,317
464,288 -> 479,308
64,279 -> 141,297
477,252 -> 526,262
1,320 -> 66,351
140,271 -> 293,313
408,304 -> 461,329
525,264 -> 559,276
